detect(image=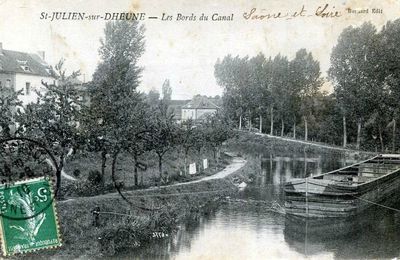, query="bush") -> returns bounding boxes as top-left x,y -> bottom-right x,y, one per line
73,169 -> 81,178
88,170 -> 102,185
